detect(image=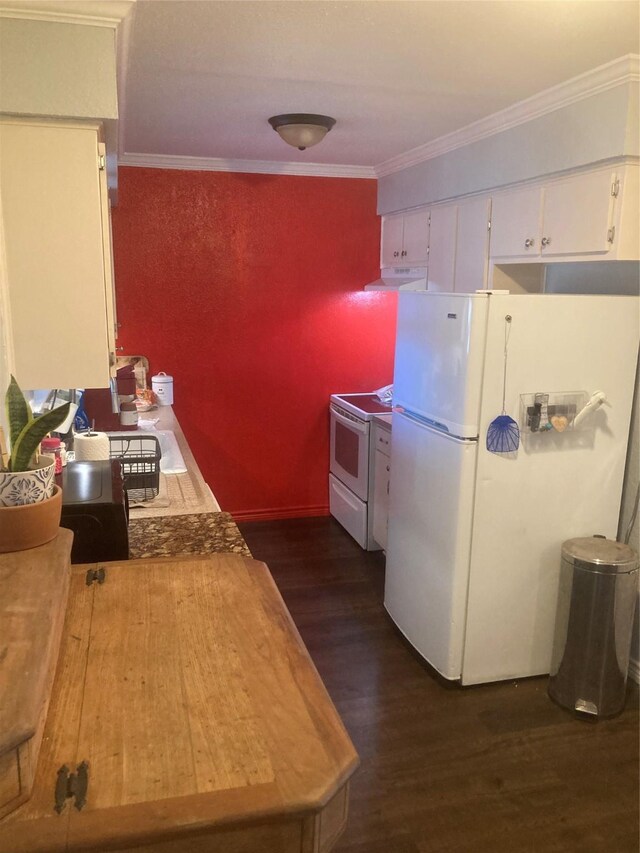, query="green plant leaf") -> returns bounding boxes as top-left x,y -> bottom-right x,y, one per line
5,375 -> 31,450
10,402 -> 71,472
